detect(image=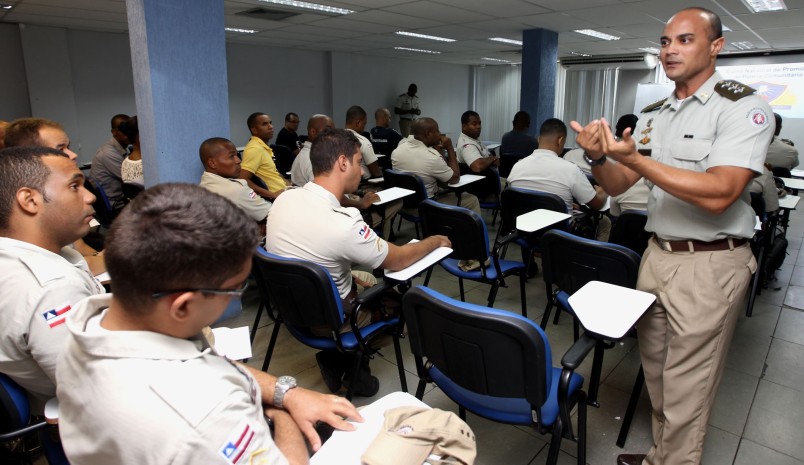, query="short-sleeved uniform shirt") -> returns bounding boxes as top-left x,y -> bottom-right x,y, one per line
507,149 -> 597,212
290,141 -> 314,187
395,93 -> 419,120
56,295 -> 288,465
265,183 -> 389,299
346,129 -> 379,179
765,136 -> 799,170
199,172 -> 271,222
634,73 -> 773,241
456,133 -> 490,168
241,136 -> 287,193
0,238 -> 104,413
391,136 -> 455,198
370,126 -> 404,156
